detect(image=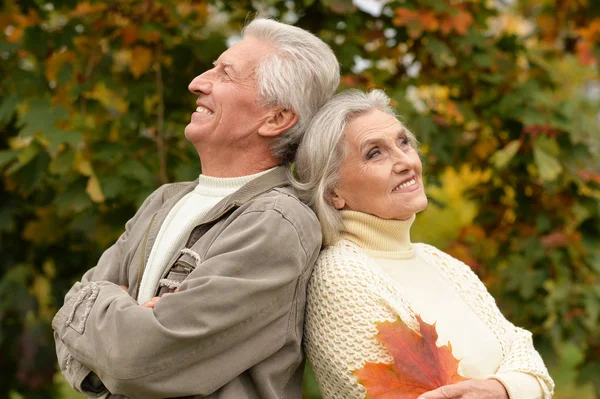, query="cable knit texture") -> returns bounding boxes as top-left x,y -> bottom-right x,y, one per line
303,211 -> 554,399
